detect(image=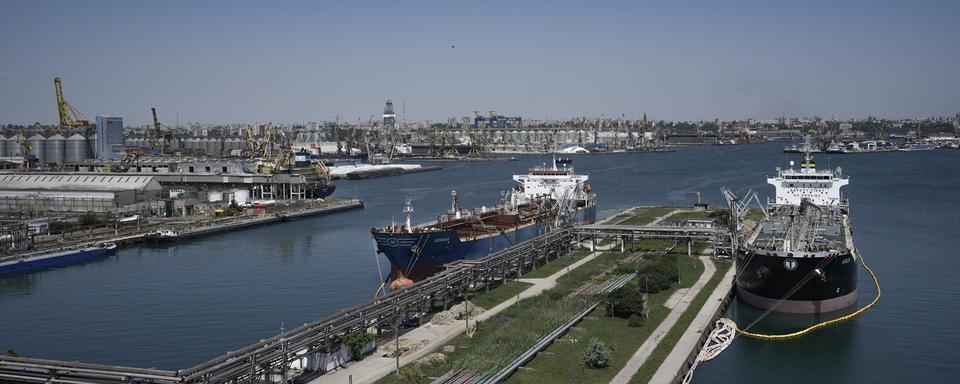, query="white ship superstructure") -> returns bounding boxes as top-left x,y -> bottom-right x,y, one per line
767,149 -> 848,207
511,157 -> 593,207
